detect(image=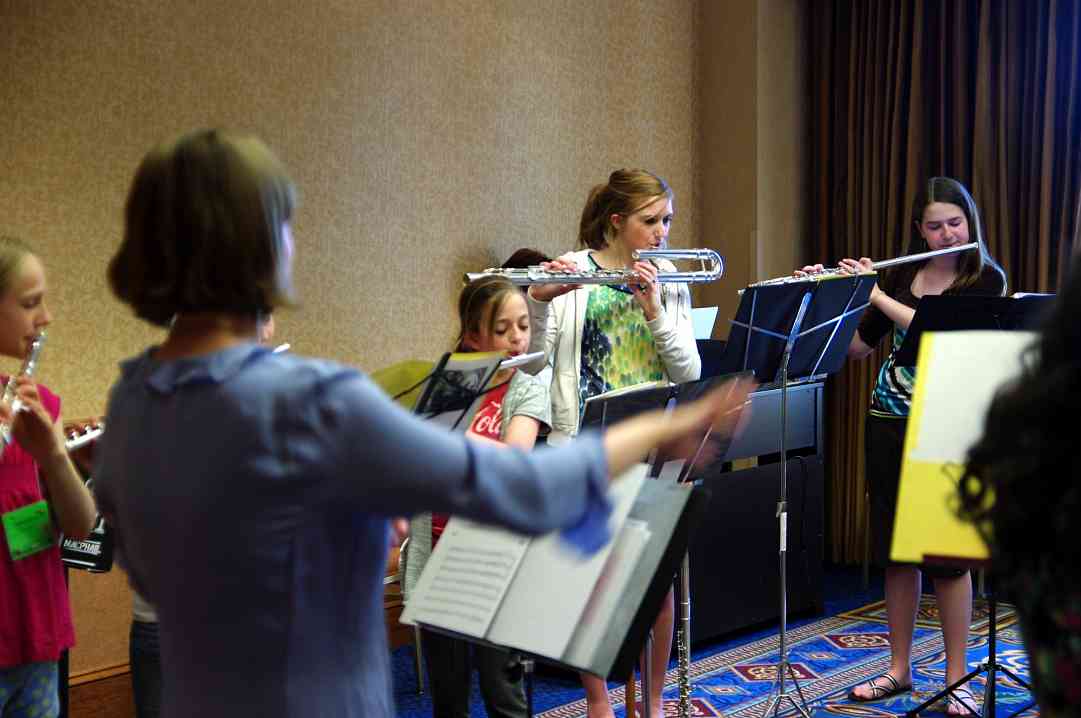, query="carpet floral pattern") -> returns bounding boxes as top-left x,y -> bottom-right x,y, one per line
537,597 -> 1035,718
